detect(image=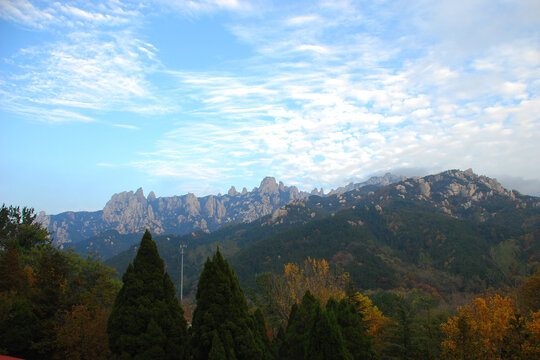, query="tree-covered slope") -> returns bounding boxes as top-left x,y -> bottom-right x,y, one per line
106,169 -> 540,300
